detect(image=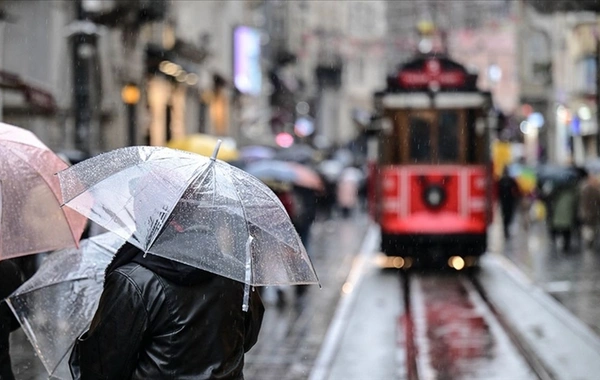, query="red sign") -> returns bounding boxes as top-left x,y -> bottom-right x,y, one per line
398,58 -> 466,89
